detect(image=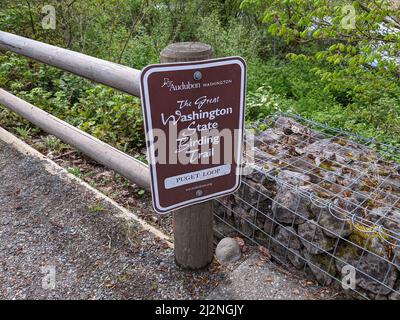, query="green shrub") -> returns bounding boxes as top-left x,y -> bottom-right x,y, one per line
1,0 -> 399,156
0,53 -> 145,154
